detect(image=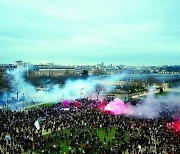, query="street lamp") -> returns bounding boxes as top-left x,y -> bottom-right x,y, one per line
80,88 -> 84,99
16,83 -> 19,102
